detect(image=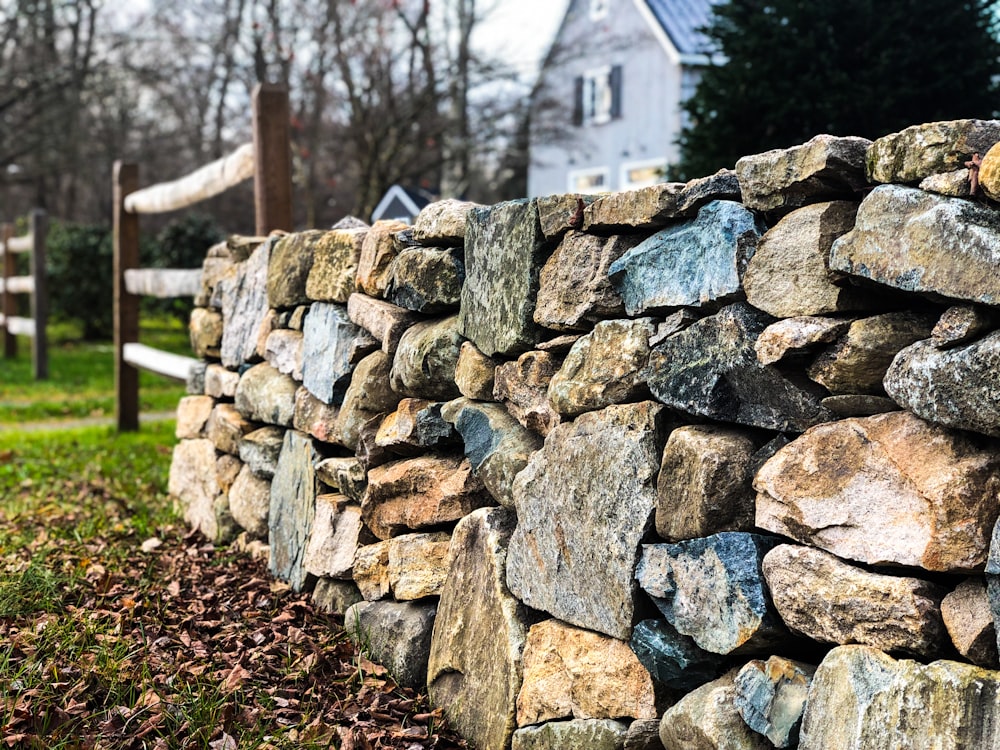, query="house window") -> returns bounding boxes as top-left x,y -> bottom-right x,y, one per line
621,159 -> 669,190
573,65 -> 622,126
590,0 -> 609,20
568,167 -> 609,194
